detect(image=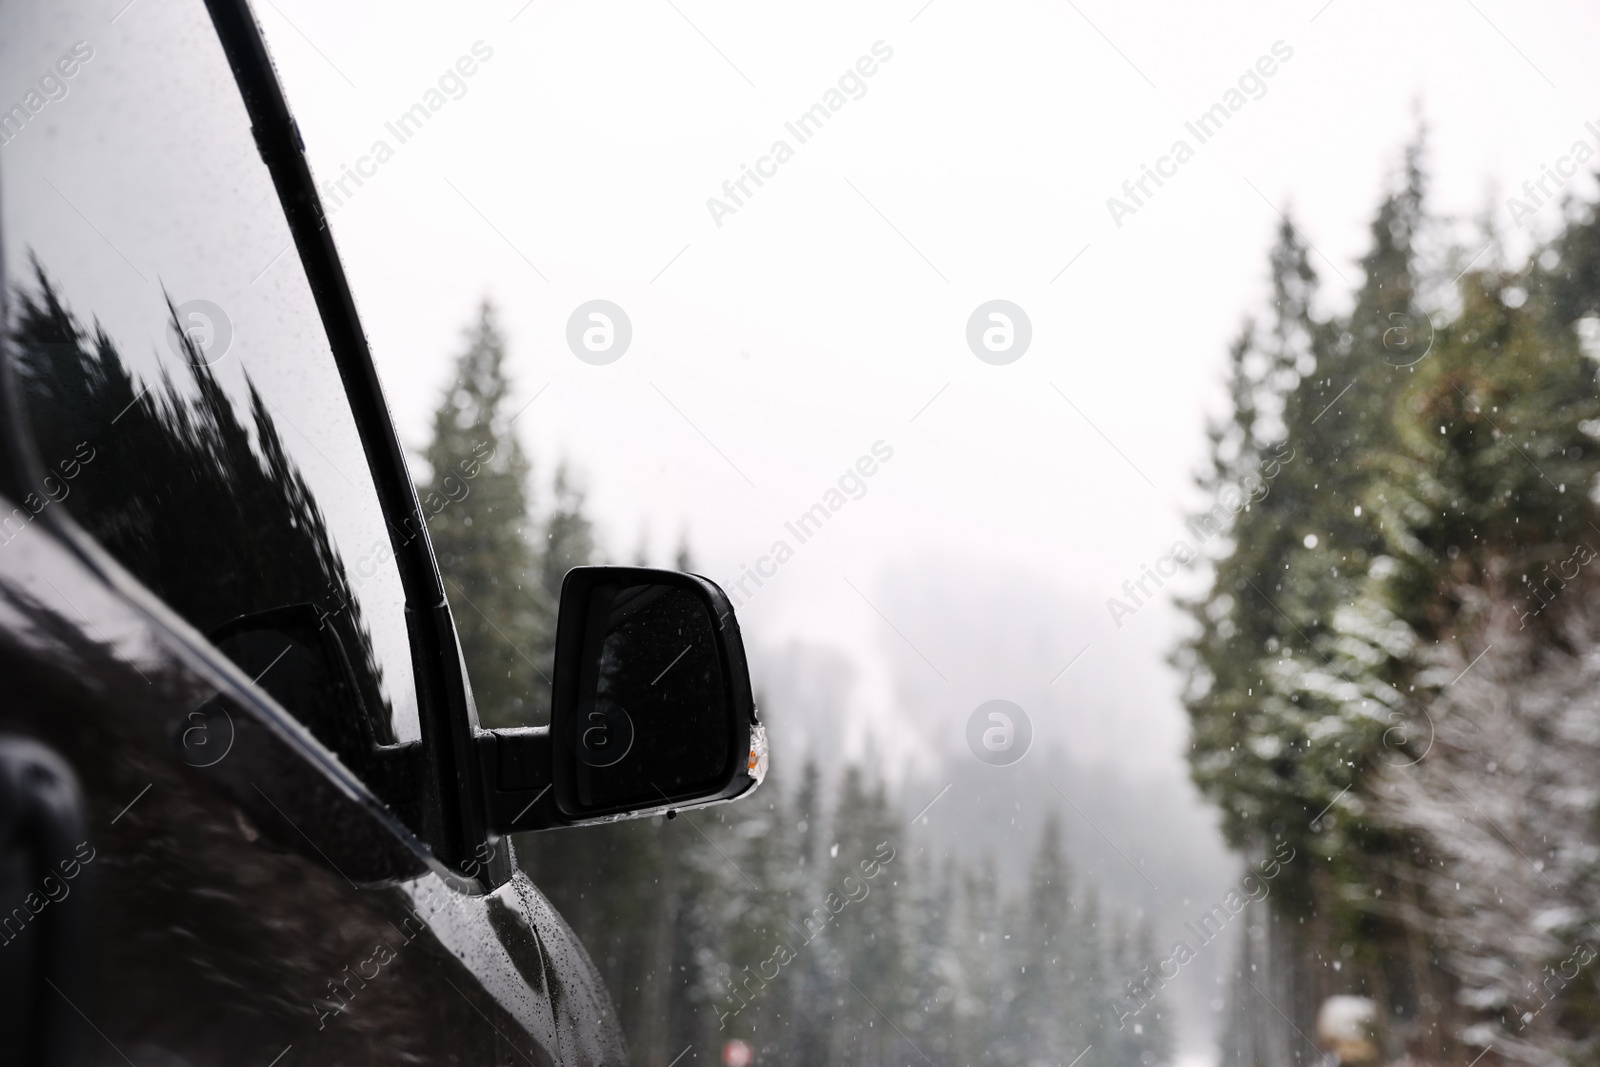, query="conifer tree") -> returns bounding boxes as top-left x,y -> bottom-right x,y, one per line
1128,920 -> 1174,1067
422,300 -> 550,730
822,769 -> 908,1066
902,851 -> 959,1066
1177,139 -> 1600,1057
541,460 -> 596,599
698,776 -> 794,1052
1175,214 -> 1322,854
1011,816 -> 1077,1066
1075,888 -> 1113,1062
788,763 -> 834,1067
951,857 -> 1004,1066
531,460 -> 596,718
1178,143 -> 1432,877
1176,144 -> 1435,1049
